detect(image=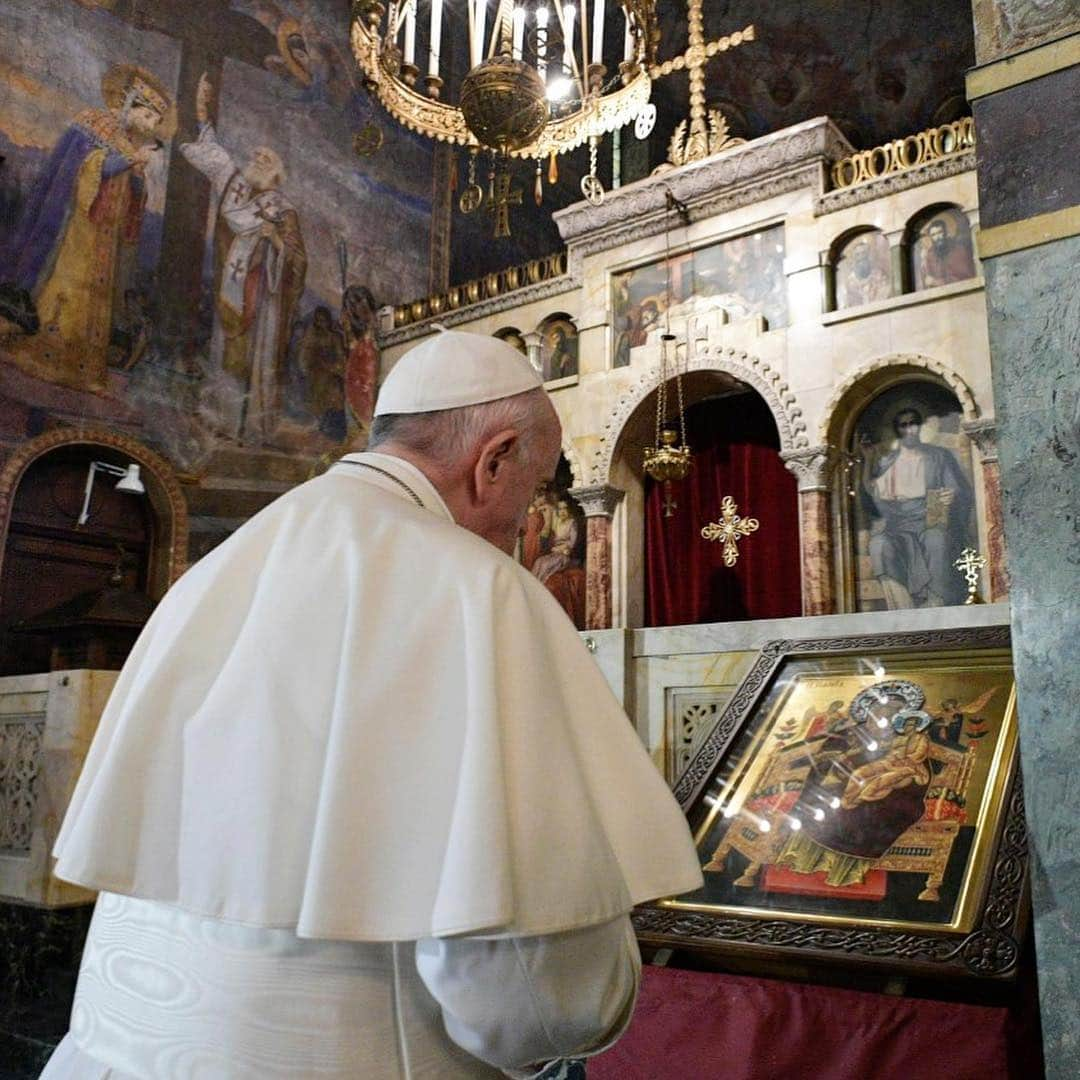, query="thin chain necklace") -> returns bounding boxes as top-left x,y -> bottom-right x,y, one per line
336,459 -> 425,508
